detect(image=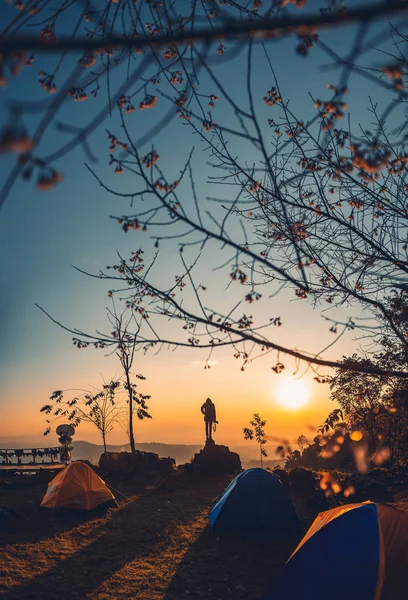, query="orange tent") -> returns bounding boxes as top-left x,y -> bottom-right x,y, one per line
40,461 -> 116,510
